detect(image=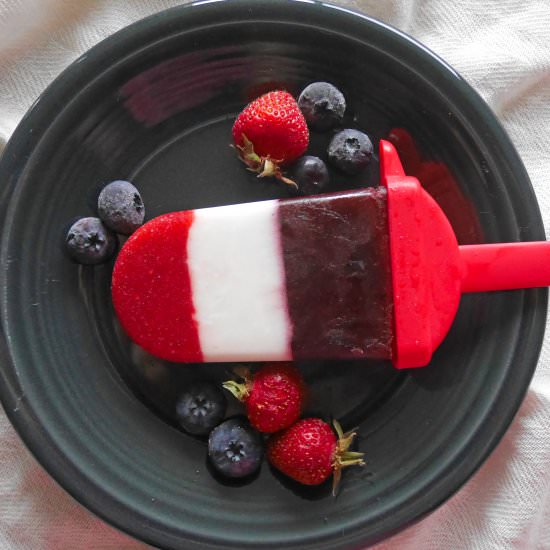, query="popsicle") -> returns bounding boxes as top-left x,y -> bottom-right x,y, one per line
112,141 -> 550,368
112,186 -> 393,364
